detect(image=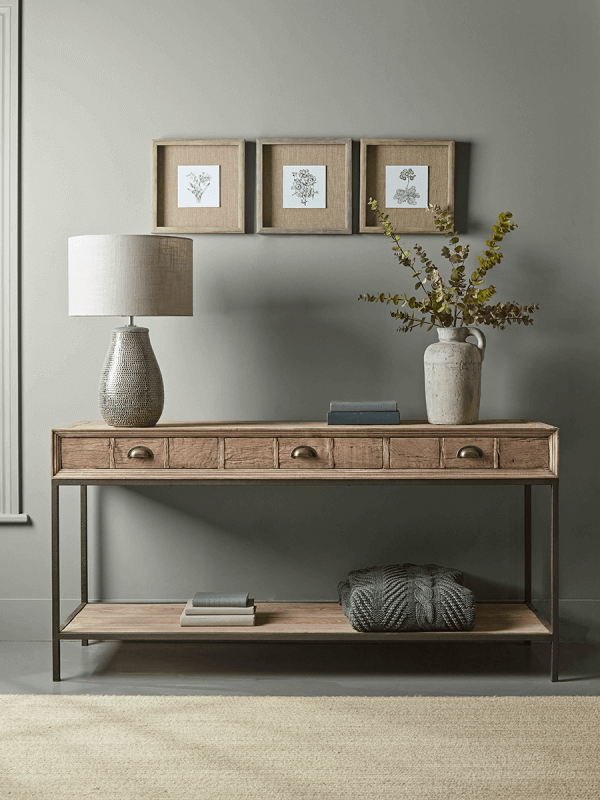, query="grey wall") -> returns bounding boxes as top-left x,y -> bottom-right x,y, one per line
3,0 -> 599,641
